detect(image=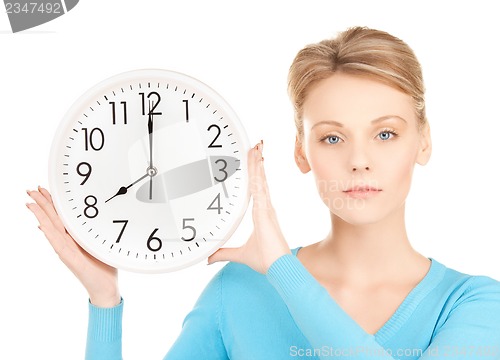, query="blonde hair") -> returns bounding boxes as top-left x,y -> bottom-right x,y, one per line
288,26 -> 427,141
